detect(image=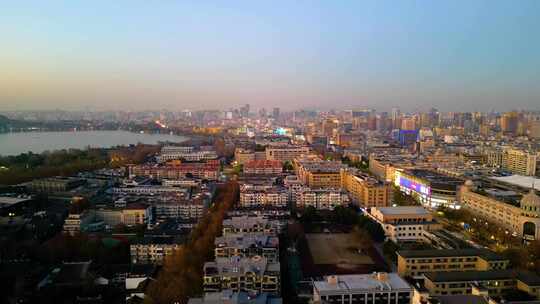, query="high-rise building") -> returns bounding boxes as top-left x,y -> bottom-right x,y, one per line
529,120 -> 540,139
501,111 -> 519,135
391,107 -> 400,121
272,107 -> 280,119
400,117 -> 416,131
240,104 -> 250,117
503,148 -> 537,176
